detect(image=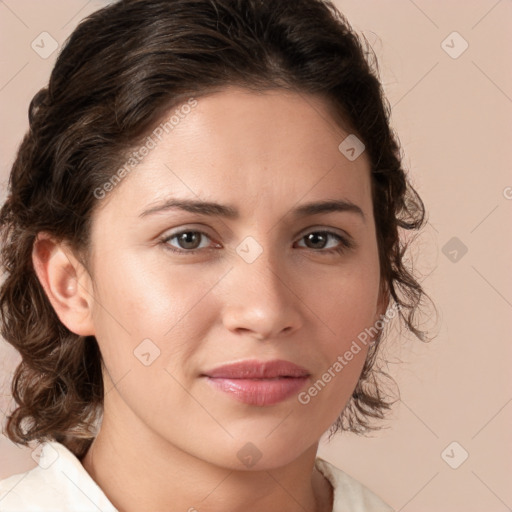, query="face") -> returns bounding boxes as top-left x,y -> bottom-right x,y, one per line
79,86 -> 386,469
